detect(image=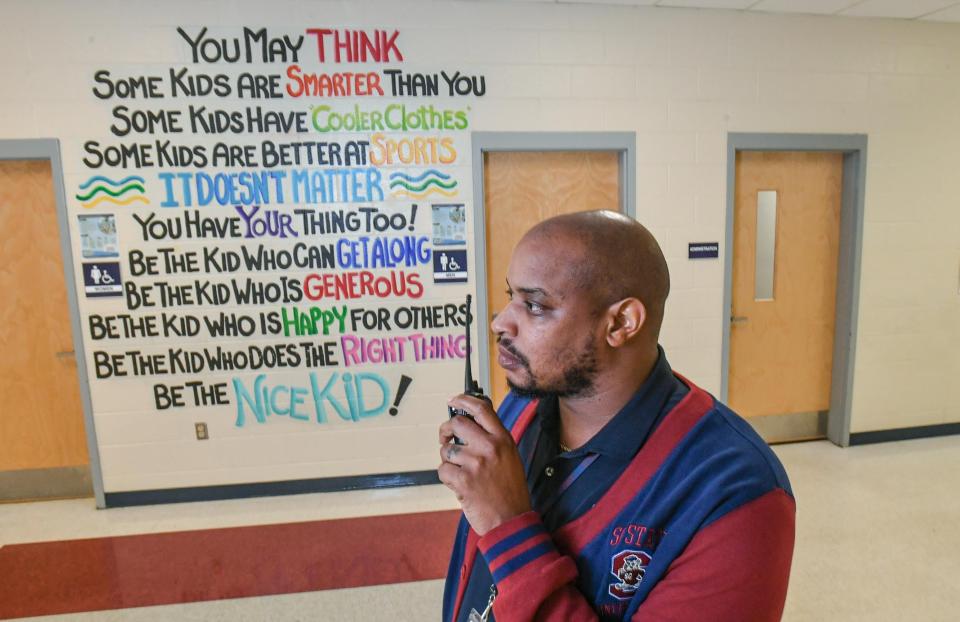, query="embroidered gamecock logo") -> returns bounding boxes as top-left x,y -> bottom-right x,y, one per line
608,550 -> 651,600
